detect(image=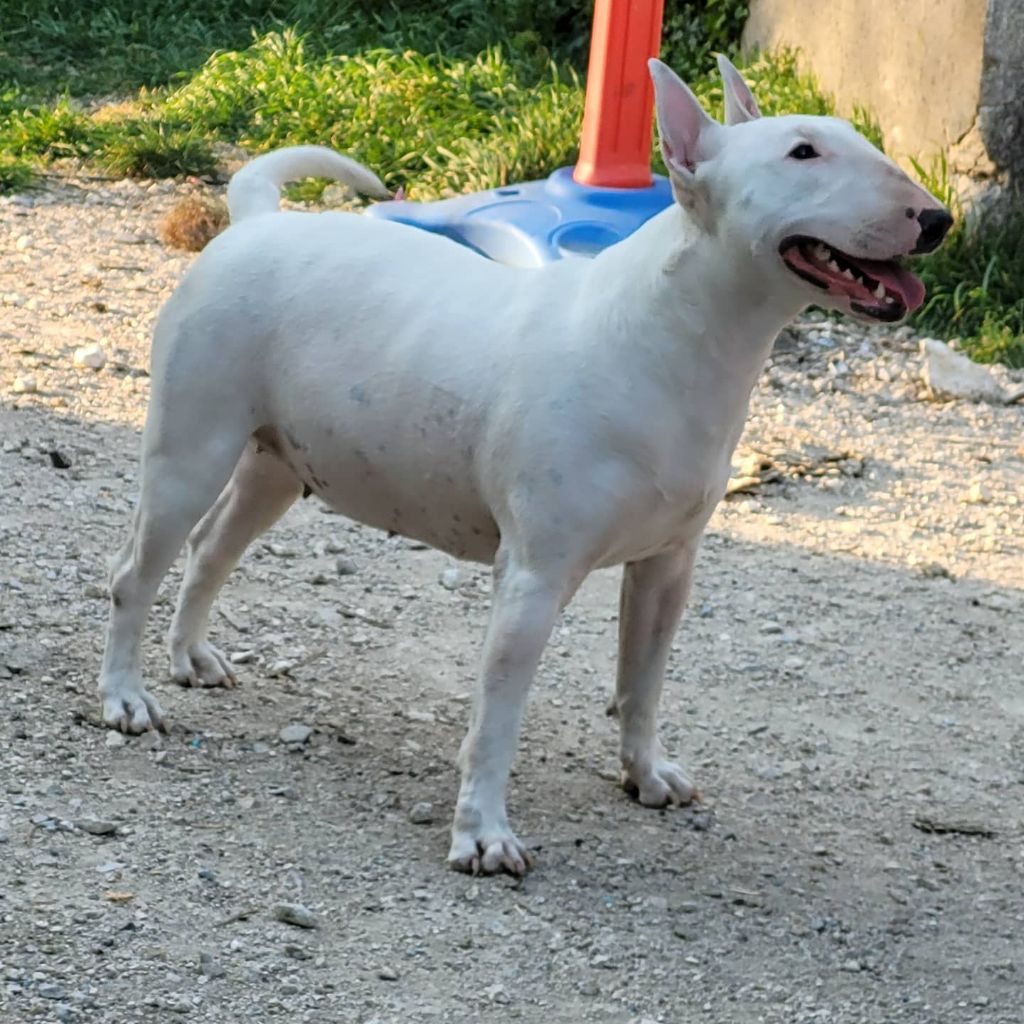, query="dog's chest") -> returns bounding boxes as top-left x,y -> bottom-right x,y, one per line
601,466 -> 729,565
